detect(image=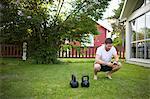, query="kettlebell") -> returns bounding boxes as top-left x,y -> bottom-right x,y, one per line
81,75 -> 90,87
70,74 -> 79,88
